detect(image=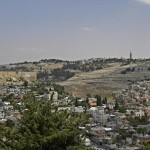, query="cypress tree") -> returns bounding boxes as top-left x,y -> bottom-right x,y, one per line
95,95 -> 102,106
